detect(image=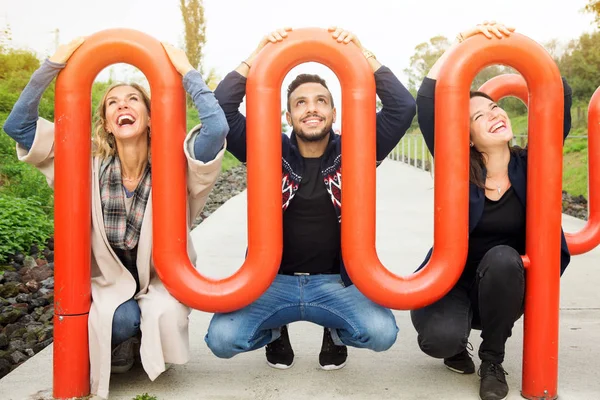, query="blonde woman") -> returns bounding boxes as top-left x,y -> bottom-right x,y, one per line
3,38 -> 228,398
